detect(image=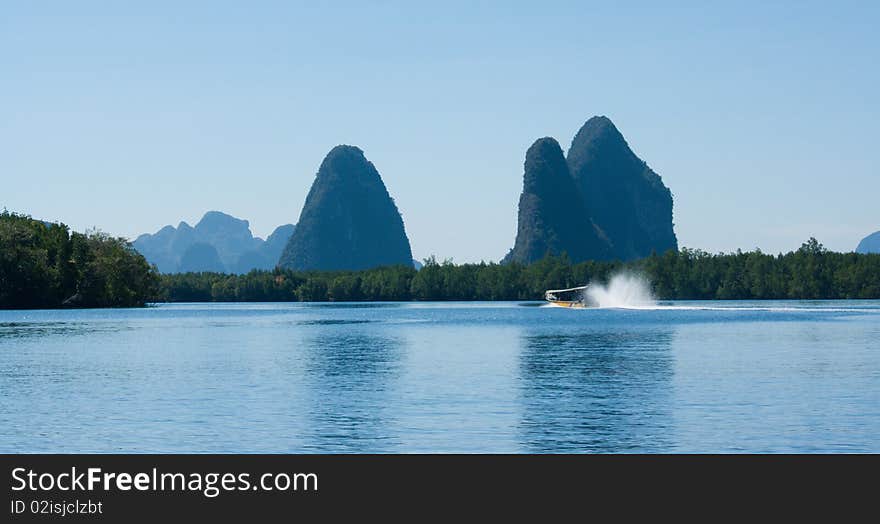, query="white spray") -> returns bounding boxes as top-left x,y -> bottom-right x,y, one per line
583,272 -> 656,308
